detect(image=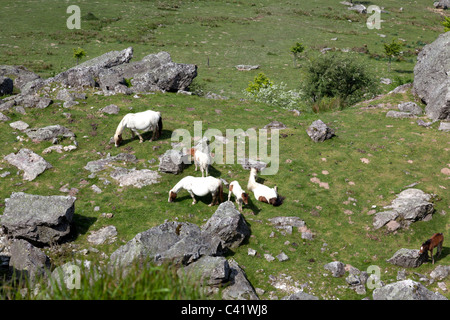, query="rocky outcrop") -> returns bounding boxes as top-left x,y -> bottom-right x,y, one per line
373,280 -> 447,300
109,167 -> 161,188
373,189 -> 435,230
387,248 -> 426,268
306,119 -> 335,142
1,192 -> 76,246
4,148 -> 52,181
25,124 -> 75,142
413,32 -> 450,120
158,149 -> 185,174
